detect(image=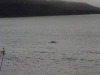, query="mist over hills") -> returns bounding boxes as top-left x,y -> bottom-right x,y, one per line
0,1 -> 100,17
